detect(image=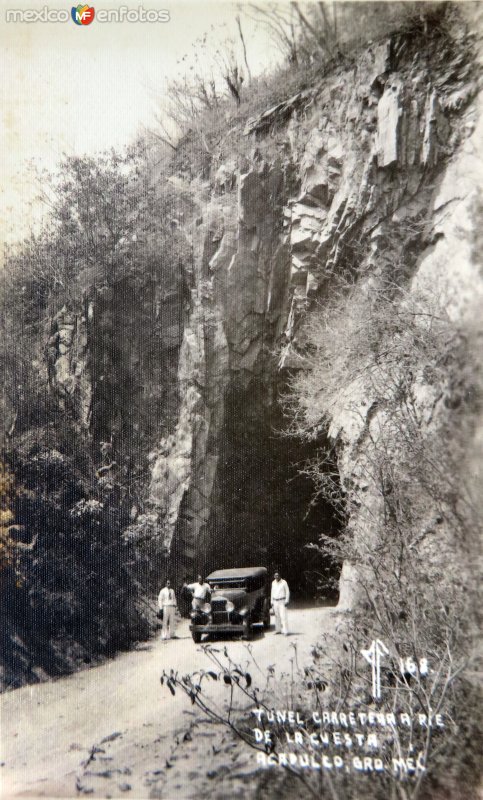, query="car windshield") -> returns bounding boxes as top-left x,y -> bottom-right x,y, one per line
209,579 -> 247,590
